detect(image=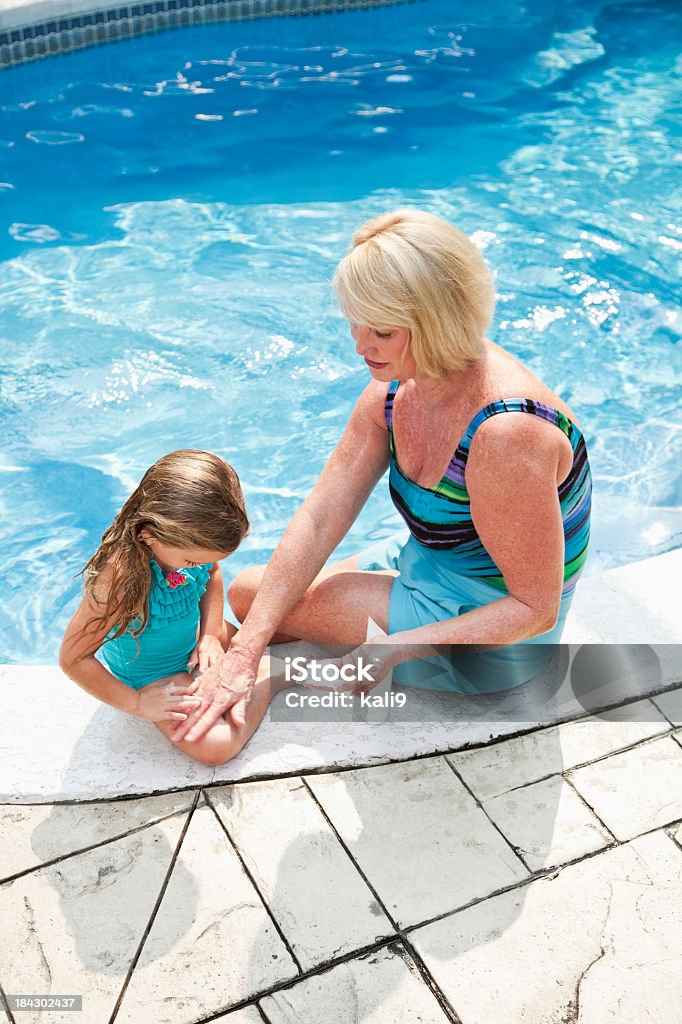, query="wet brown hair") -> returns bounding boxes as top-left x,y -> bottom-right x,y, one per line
80,449 -> 249,646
